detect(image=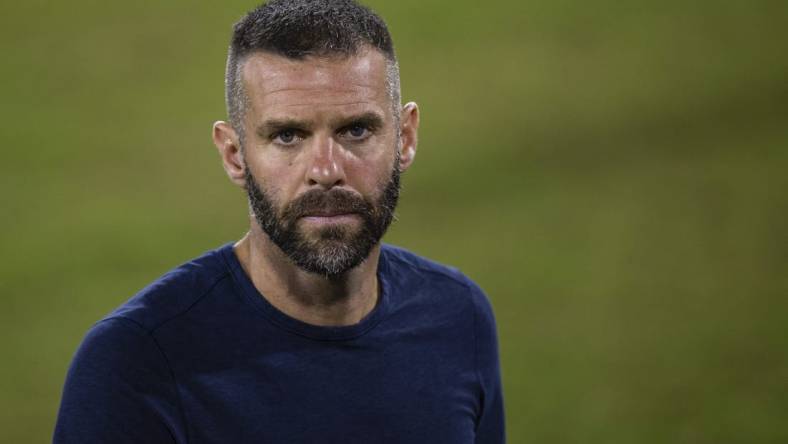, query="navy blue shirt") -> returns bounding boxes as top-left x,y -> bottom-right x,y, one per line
54,243 -> 505,443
